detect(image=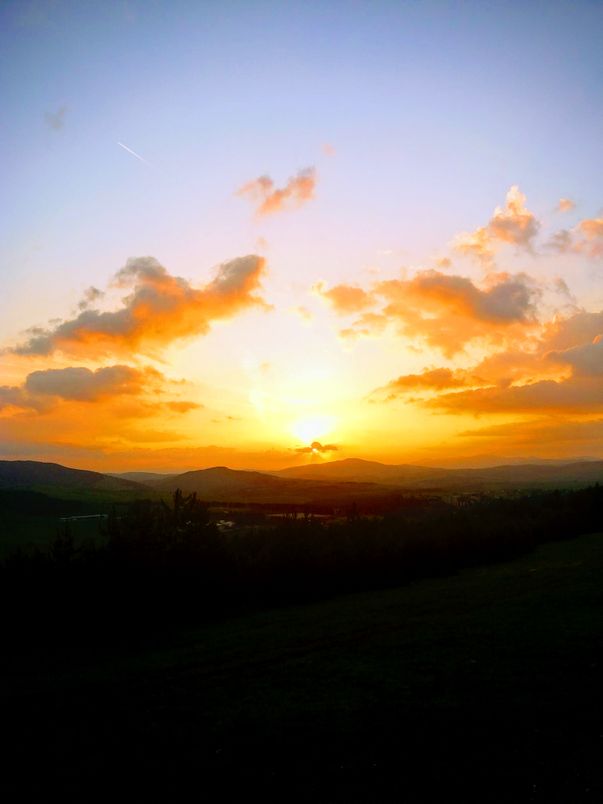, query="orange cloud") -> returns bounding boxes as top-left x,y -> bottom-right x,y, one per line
314,281 -> 373,314
368,306 -> 603,416
465,309 -> 603,388
454,185 -> 539,265
557,197 -> 575,213
10,255 -> 268,357
351,270 -> 538,356
323,270 -> 539,355
578,217 -> 603,257
426,375 -> 603,414
374,368 -> 481,401
414,308 -> 603,414
460,417 -> 603,448
237,168 -> 316,215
